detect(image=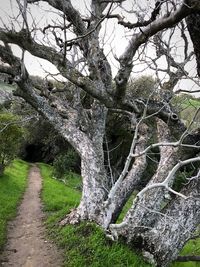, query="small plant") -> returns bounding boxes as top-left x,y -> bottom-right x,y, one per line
53,149 -> 79,179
